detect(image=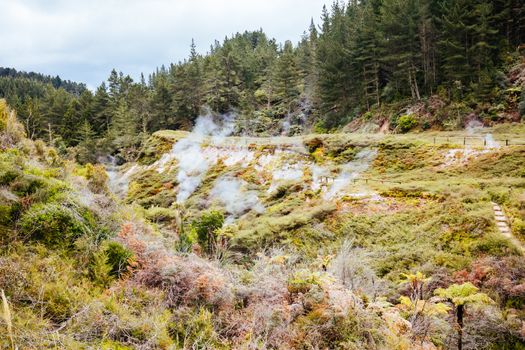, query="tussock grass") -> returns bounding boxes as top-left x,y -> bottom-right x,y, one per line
1,289 -> 15,350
